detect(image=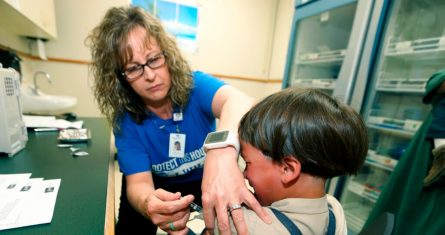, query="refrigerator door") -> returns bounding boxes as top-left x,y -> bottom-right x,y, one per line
295,0 -> 318,7
341,0 -> 445,233
283,0 -> 373,104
